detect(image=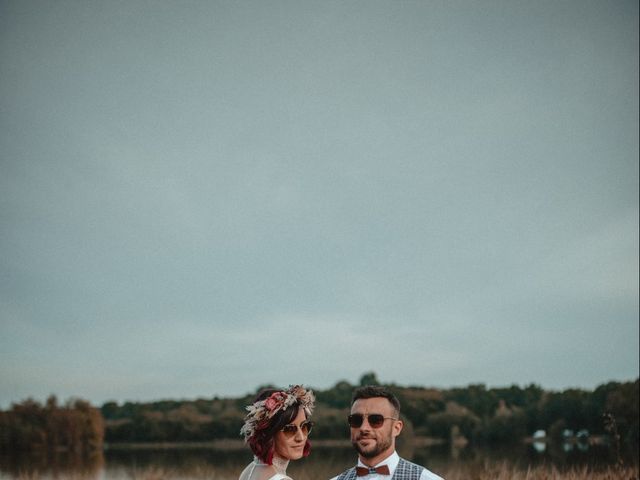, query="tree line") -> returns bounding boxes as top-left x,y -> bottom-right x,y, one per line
0,396 -> 103,453
101,374 -> 638,448
1,375 -> 637,452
